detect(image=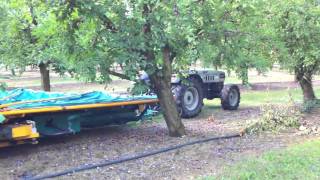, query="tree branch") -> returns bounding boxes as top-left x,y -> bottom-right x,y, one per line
106,70 -> 132,81
99,14 -> 117,33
